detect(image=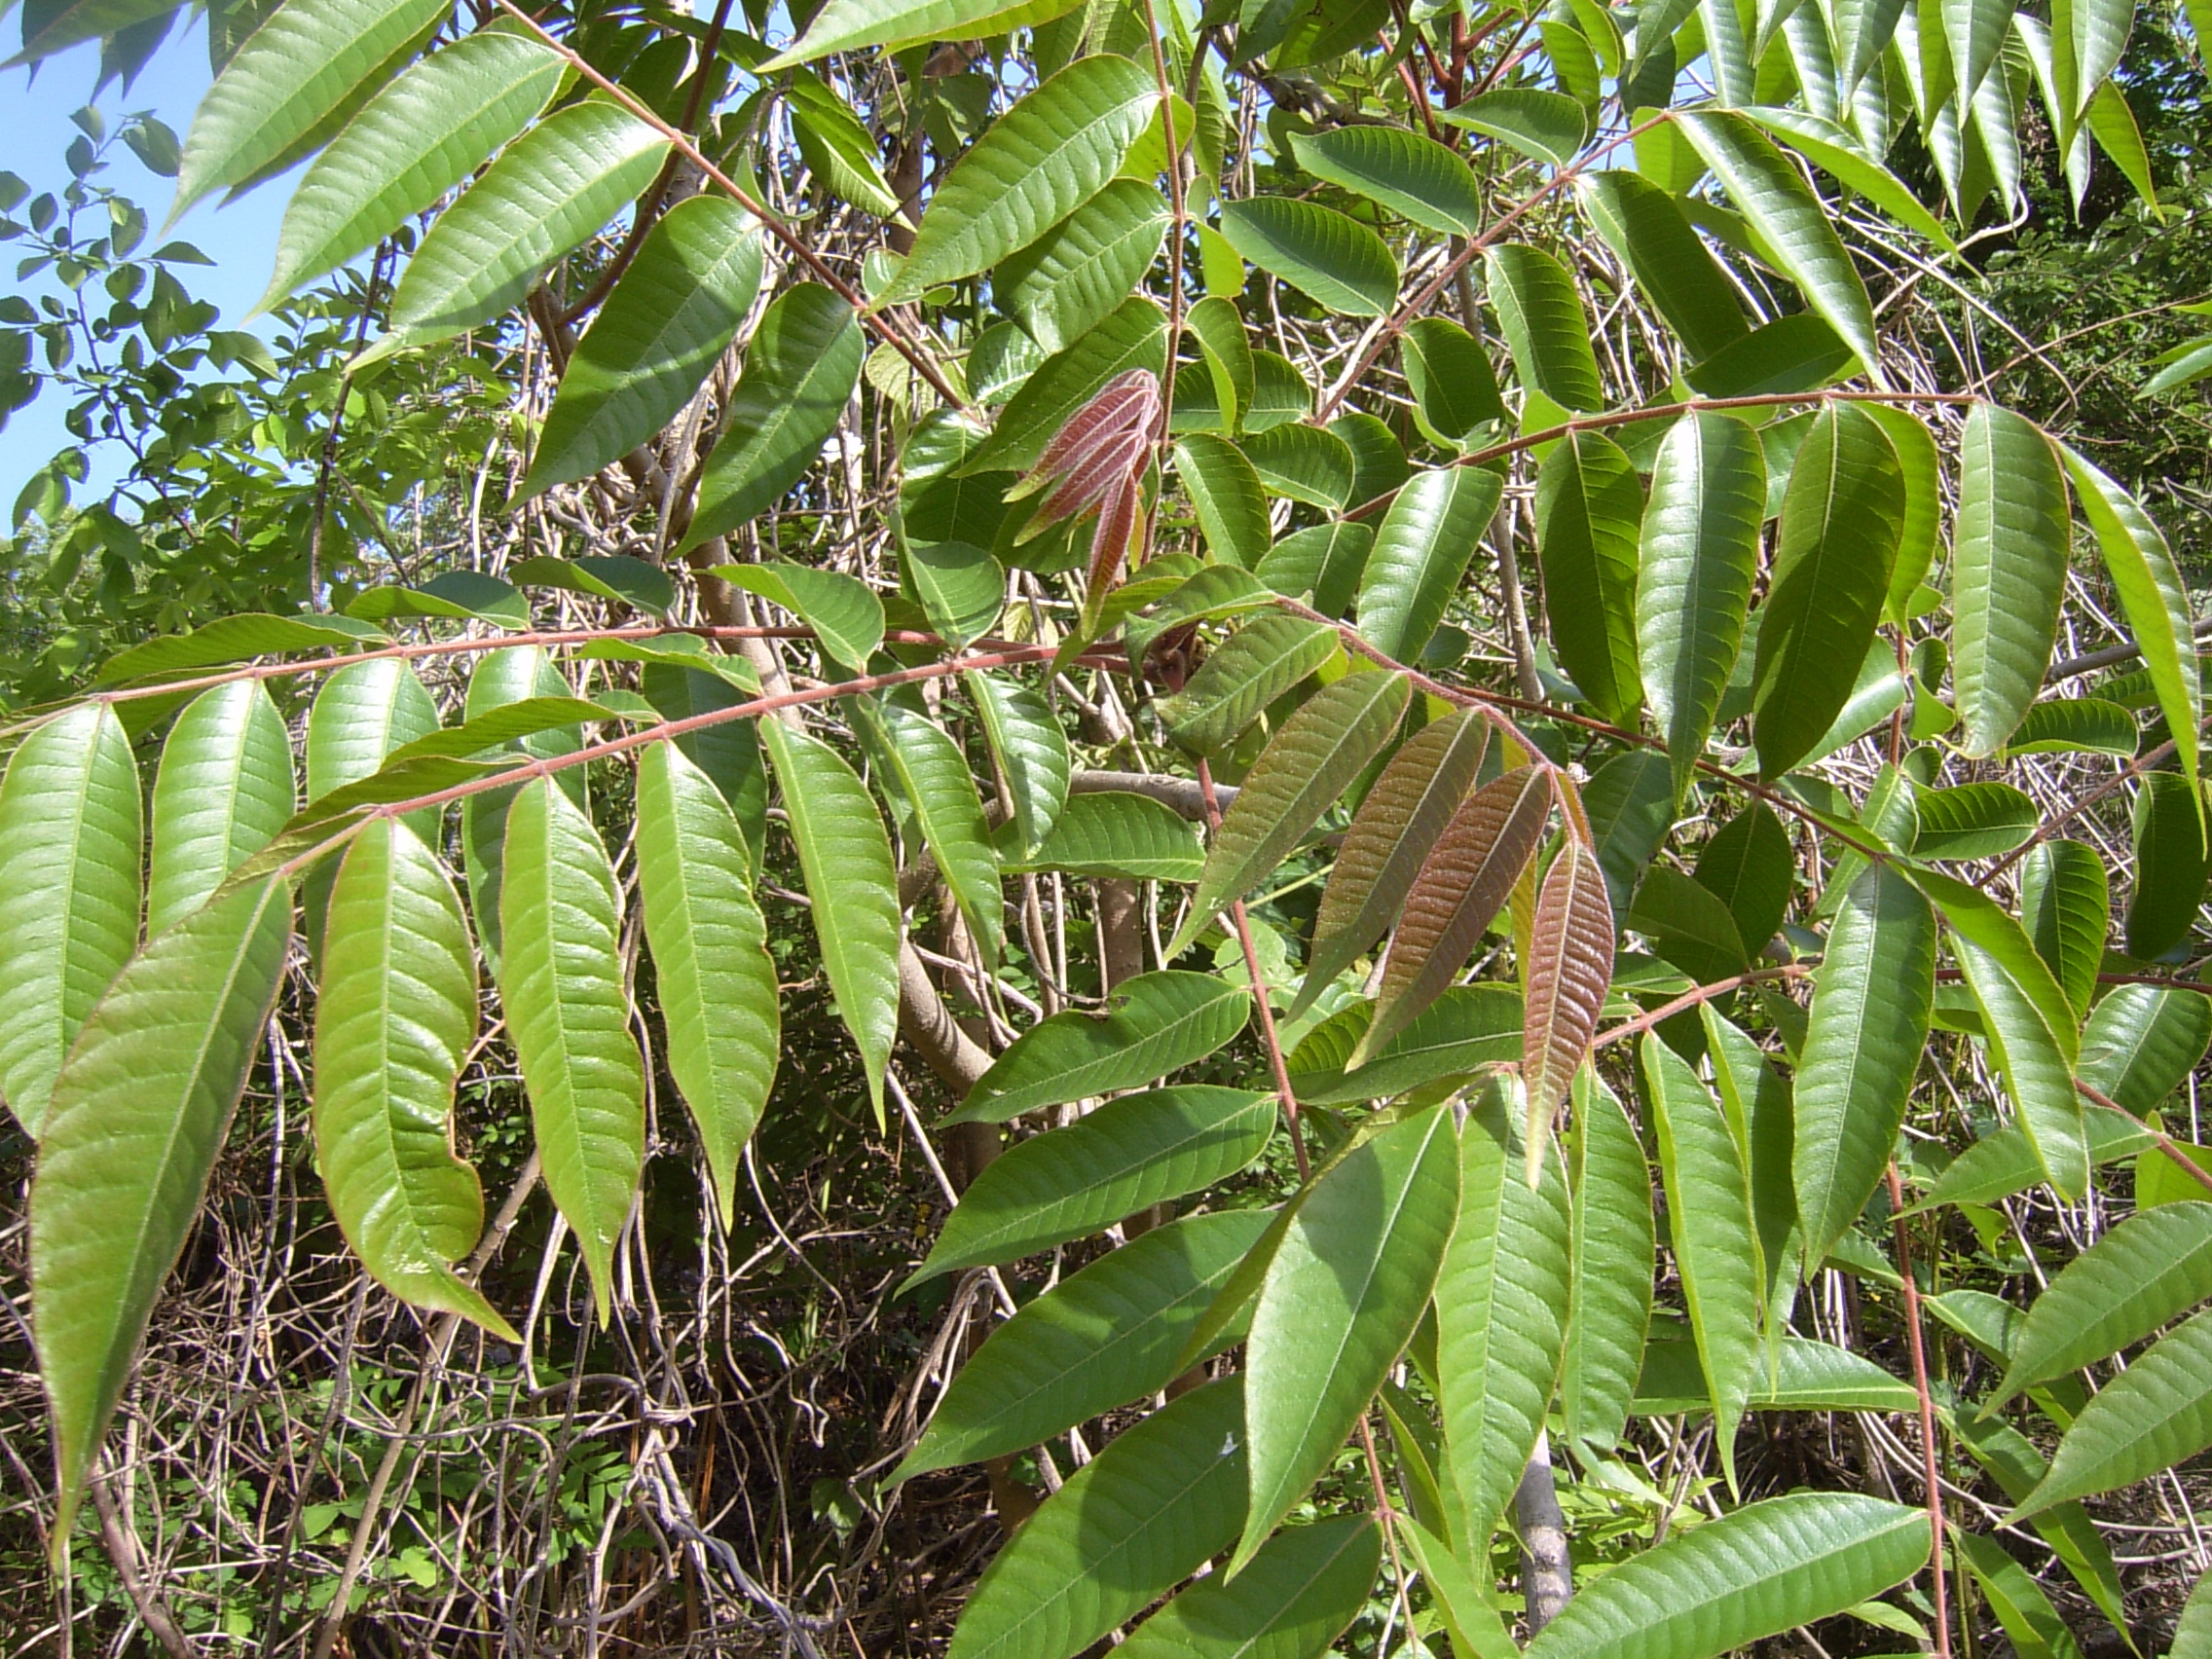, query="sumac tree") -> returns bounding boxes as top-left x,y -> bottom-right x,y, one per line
3,0 -> 2211,1651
